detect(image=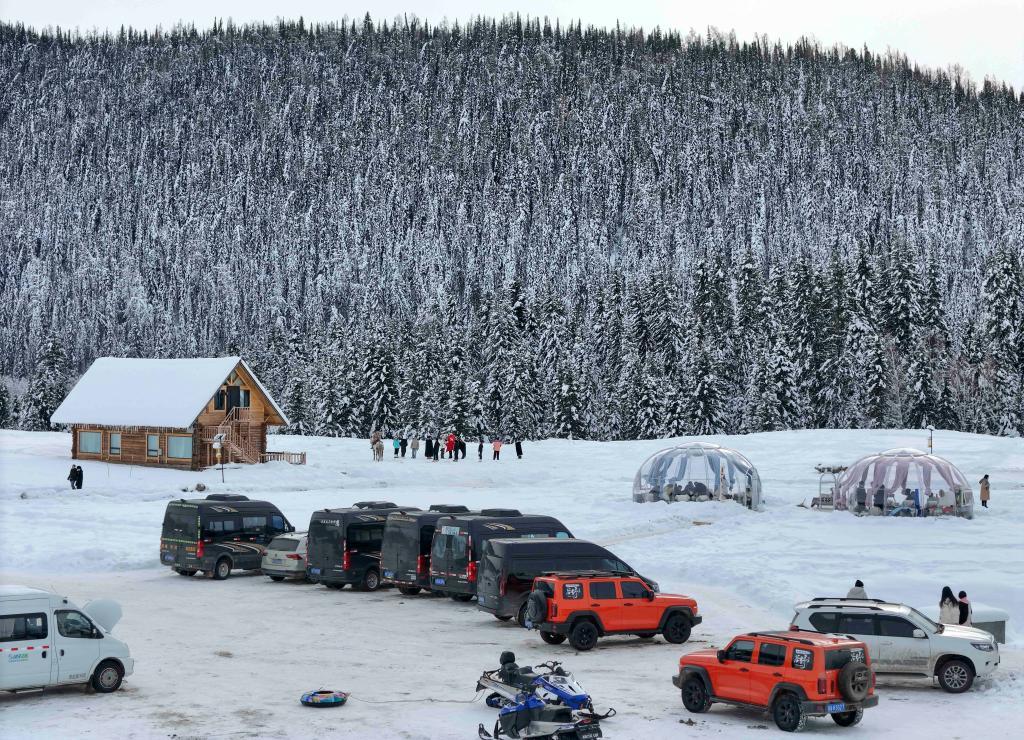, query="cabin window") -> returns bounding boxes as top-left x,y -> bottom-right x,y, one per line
78,431 -> 101,454
214,390 -> 225,410
147,434 -> 160,457
167,436 -> 193,459
240,389 -> 250,408
109,433 -> 121,456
